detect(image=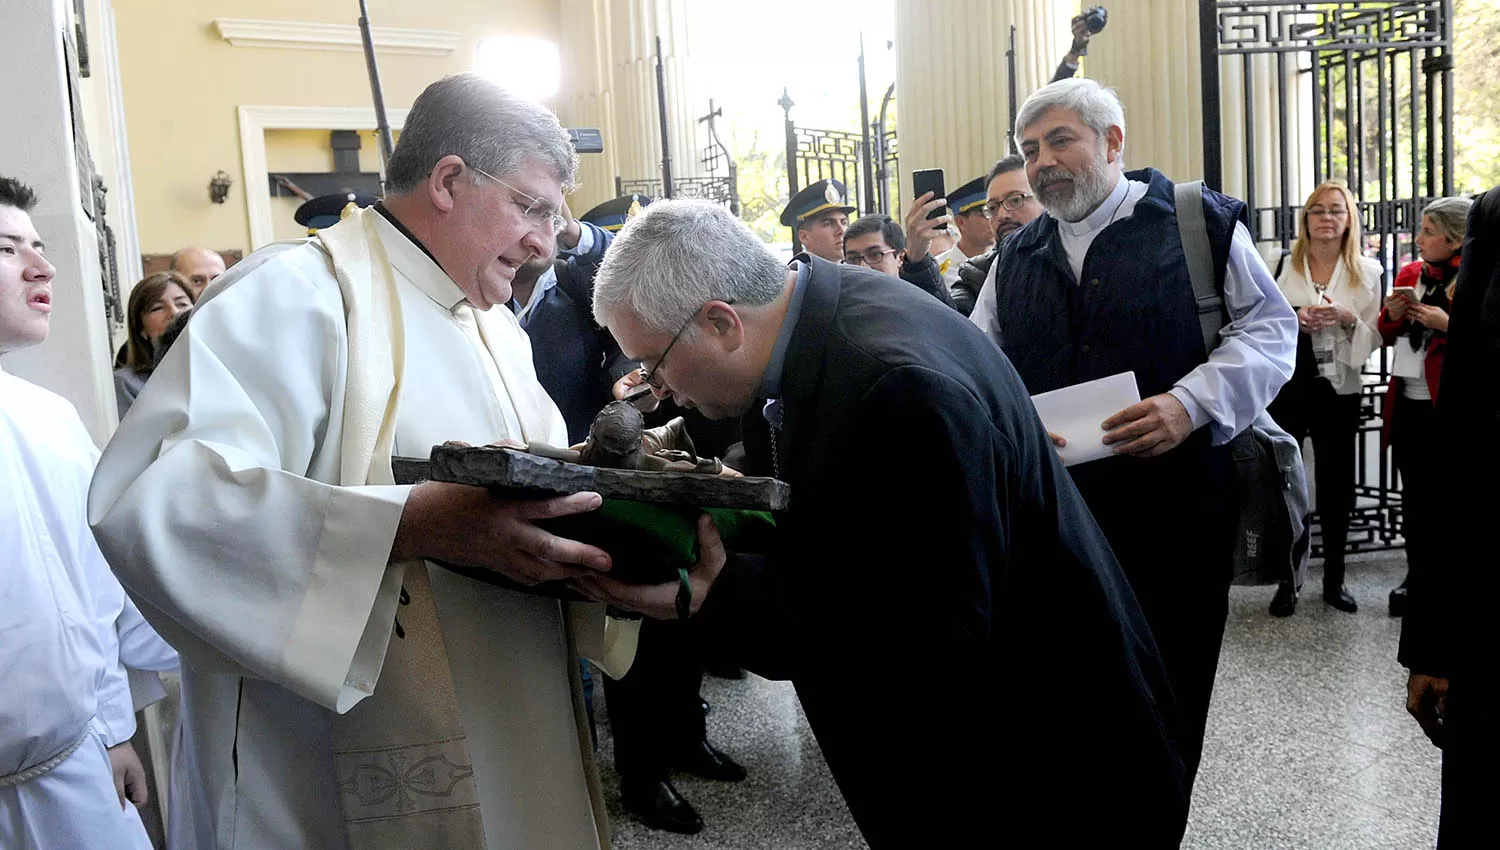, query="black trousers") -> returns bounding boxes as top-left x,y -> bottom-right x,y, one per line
1391,394 -> 1442,583
603,616 -> 706,782
1069,438 -> 1237,791
1437,677 -> 1498,848
1269,375 -> 1362,580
